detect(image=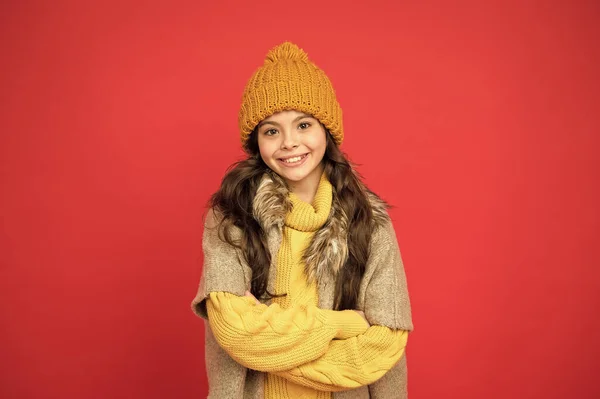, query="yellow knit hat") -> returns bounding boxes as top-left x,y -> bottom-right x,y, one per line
238,42 -> 344,146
